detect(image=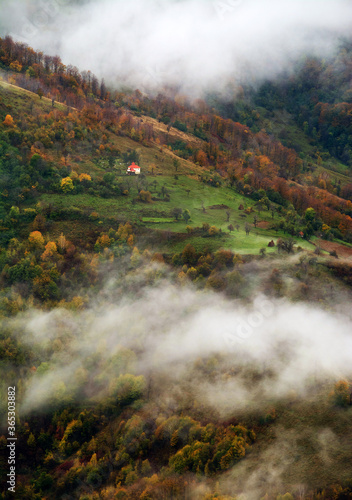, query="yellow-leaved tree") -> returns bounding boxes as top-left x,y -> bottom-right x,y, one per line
41,242 -> 58,261
57,233 -> 67,253
61,177 -> 74,193
3,114 -> 14,127
79,173 -> 92,182
28,231 -> 44,249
